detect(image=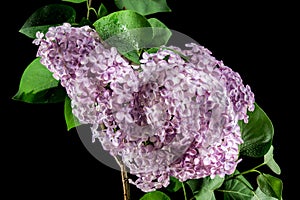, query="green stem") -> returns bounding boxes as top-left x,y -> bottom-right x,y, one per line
86,0 -> 92,19
86,0 -> 99,20
89,7 -> 98,18
226,162 -> 265,181
182,182 -> 188,200
238,168 -> 261,177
